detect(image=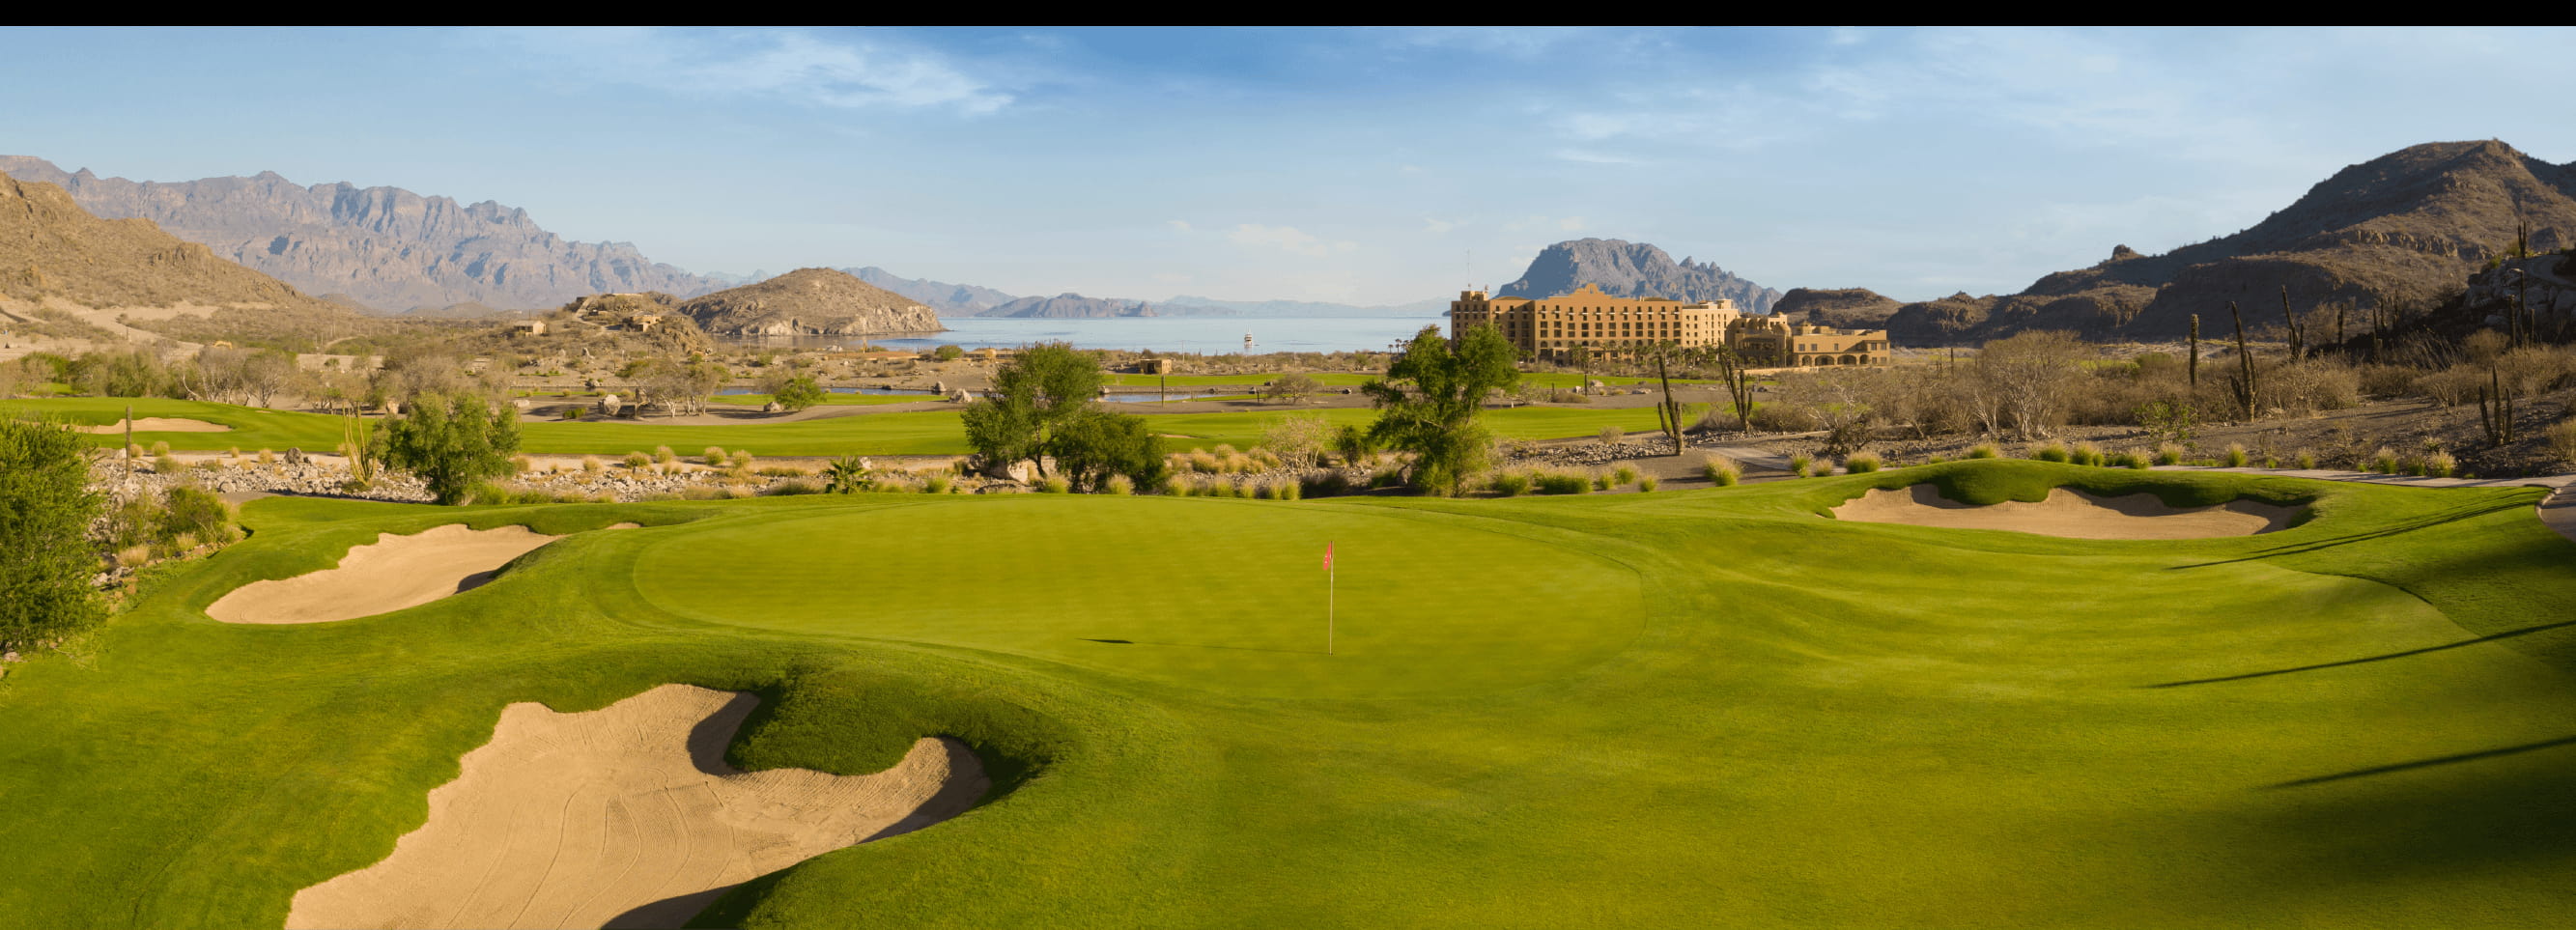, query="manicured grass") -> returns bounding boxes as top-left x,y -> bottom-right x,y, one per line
14,398 -> 1673,457
4,461 -> 2574,927
707,391 -> 929,407
1103,371 -> 1713,389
